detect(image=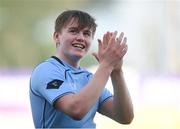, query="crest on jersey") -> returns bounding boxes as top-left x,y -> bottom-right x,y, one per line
46,79 -> 63,89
